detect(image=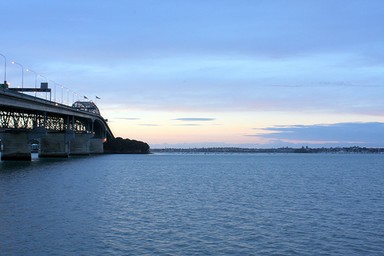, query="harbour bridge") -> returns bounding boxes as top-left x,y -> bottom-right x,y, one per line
0,82 -> 113,160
